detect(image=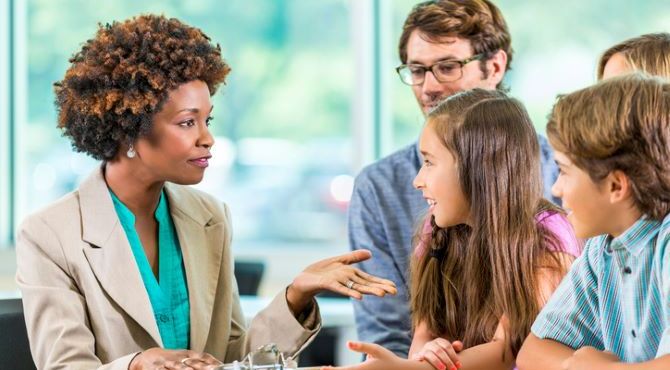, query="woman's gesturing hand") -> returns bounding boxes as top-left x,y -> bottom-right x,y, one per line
286,249 -> 397,314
